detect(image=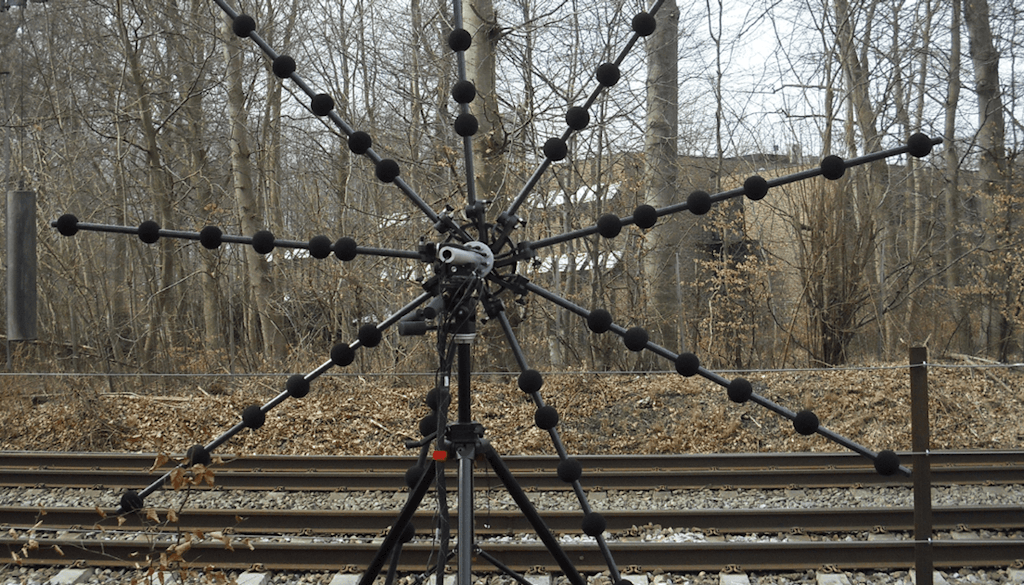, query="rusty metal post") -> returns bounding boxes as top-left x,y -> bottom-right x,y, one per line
7,189 -> 37,341
910,346 -> 933,585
